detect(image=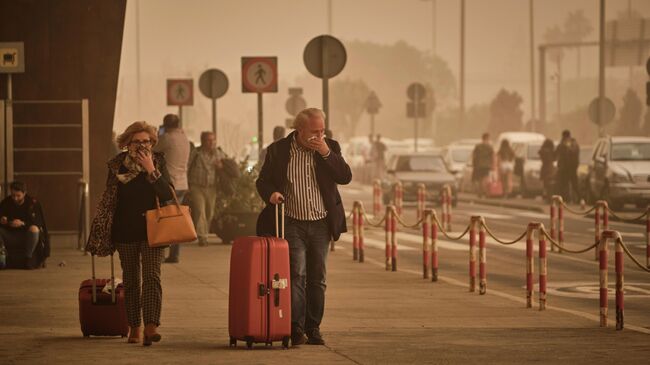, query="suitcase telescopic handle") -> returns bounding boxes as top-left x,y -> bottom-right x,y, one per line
90,253 -> 116,304
274,202 -> 284,239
